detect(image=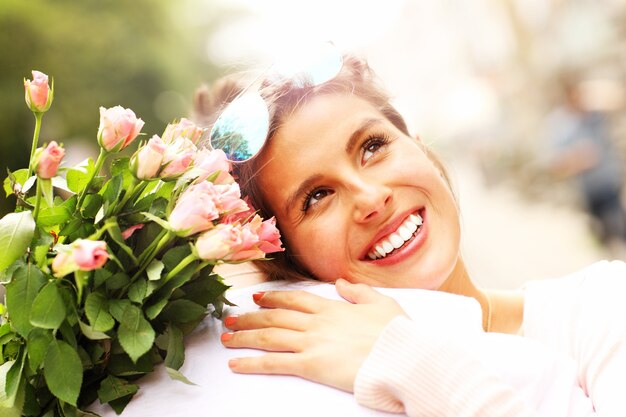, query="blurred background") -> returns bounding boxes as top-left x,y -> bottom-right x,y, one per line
2,0 -> 626,288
